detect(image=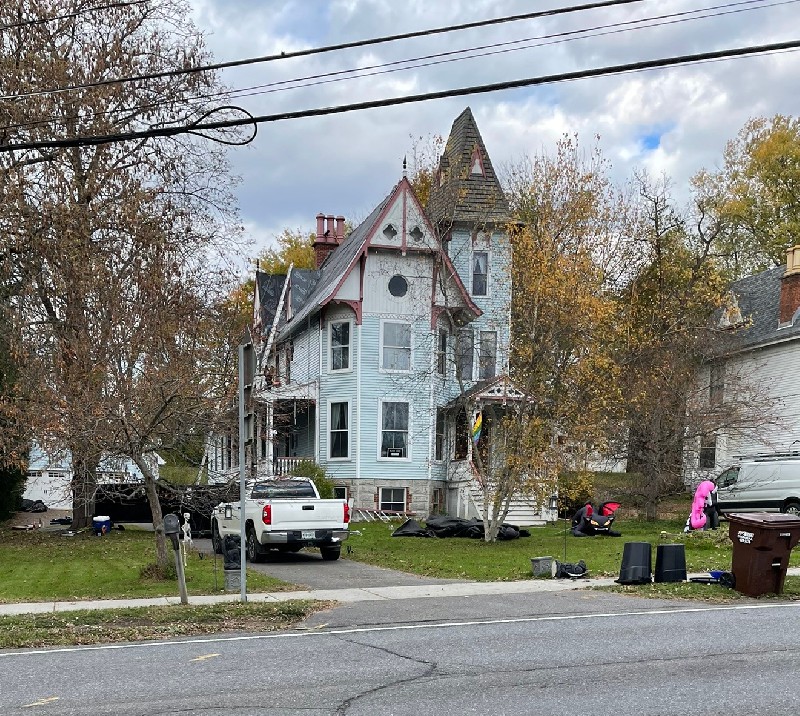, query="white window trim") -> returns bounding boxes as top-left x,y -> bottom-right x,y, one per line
379,319 -> 412,373
328,318 -> 353,373
472,249 -> 490,297
328,399 -> 352,461
377,398 -> 411,462
379,486 -> 408,512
